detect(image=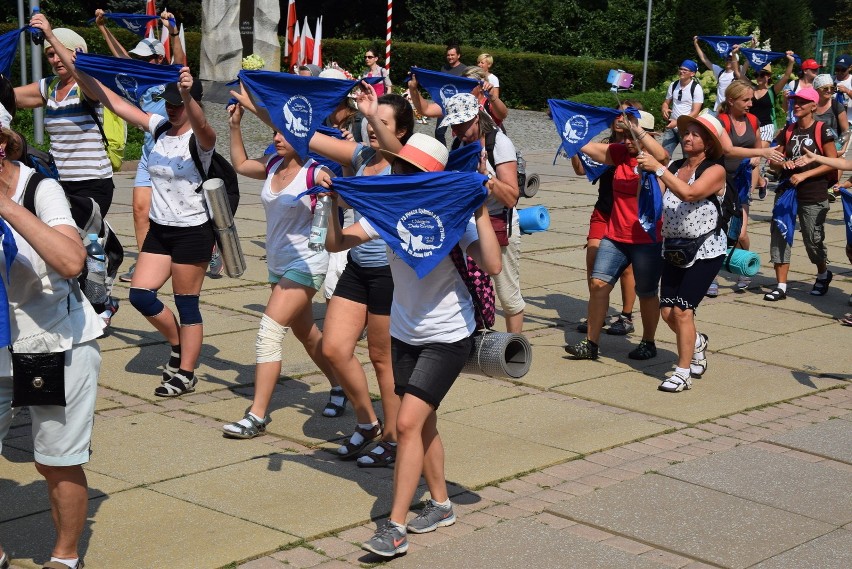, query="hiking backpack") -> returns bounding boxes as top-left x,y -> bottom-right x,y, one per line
780,120 -> 838,185
669,79 -> 703,105
154,121 -> 241,214
15,130 -> 60,180
43,77 -> 127,173
22,172 -> 124,310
